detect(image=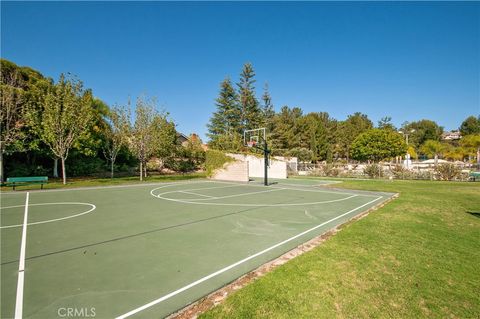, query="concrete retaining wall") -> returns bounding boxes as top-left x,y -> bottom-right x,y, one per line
227,154 -> 288,179
210,160 -> 249,182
